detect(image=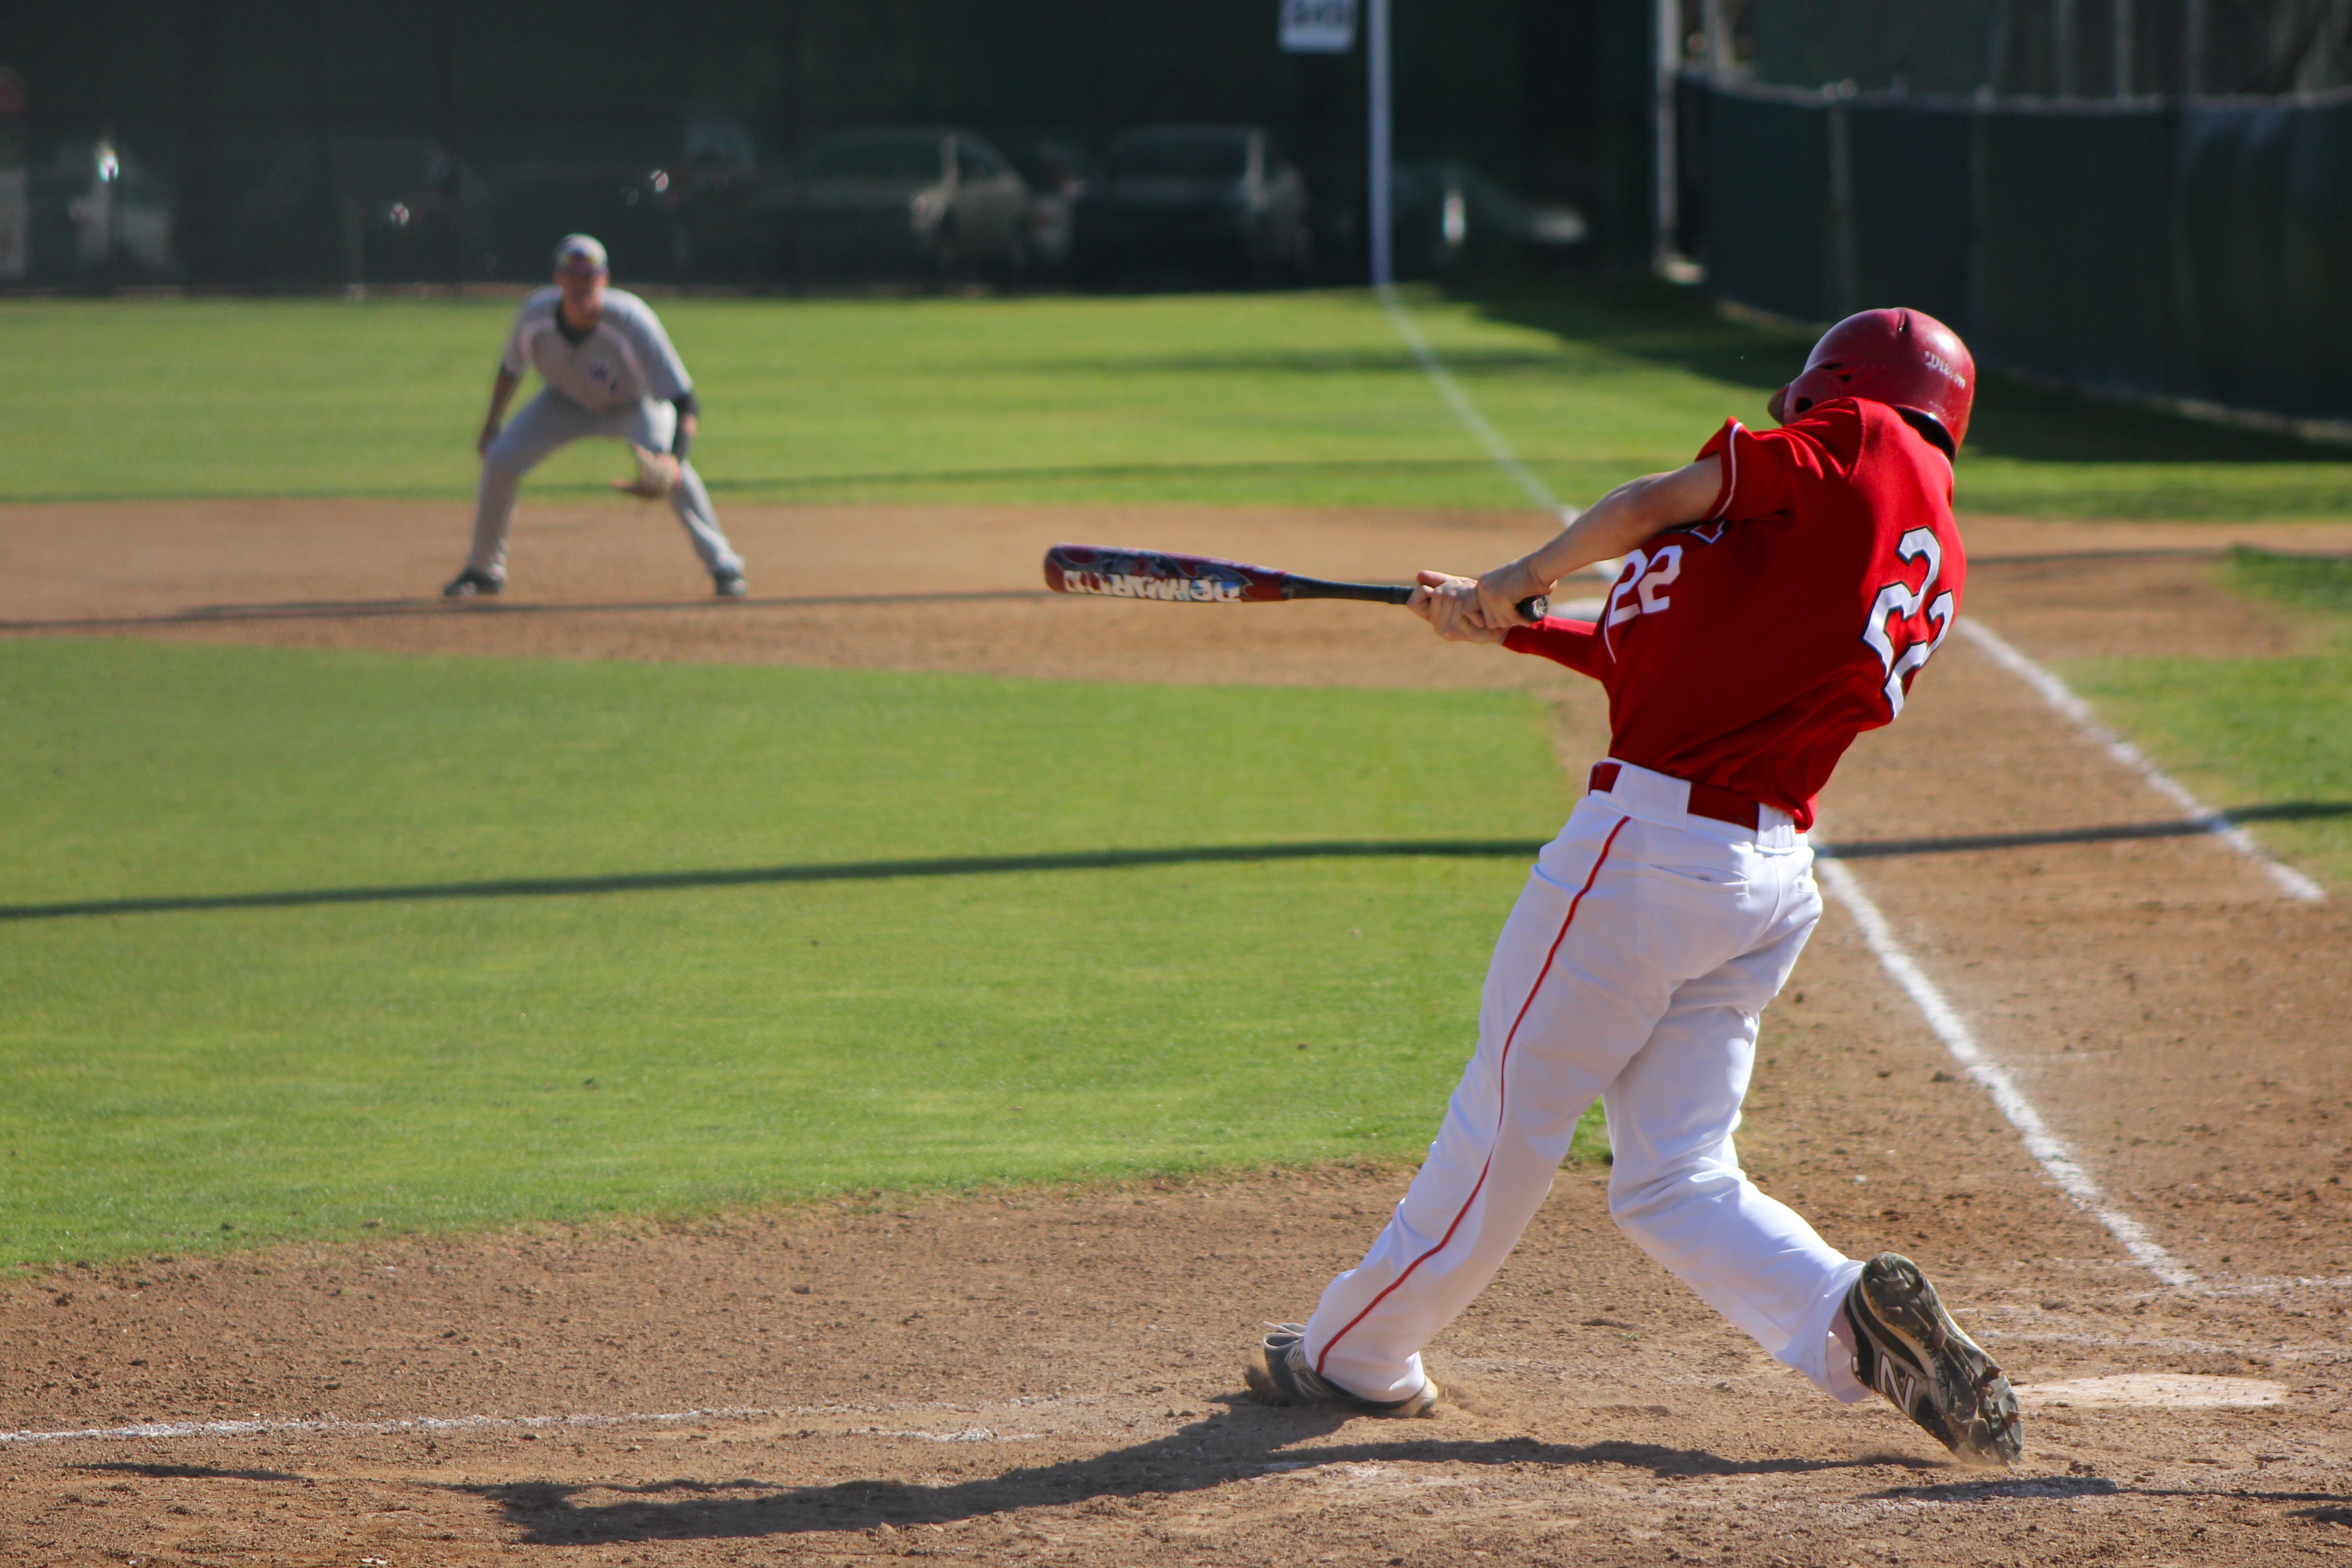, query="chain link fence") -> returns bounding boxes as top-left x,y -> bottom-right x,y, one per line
0,0 -> 1652,292
1678,71 -> 2352,428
